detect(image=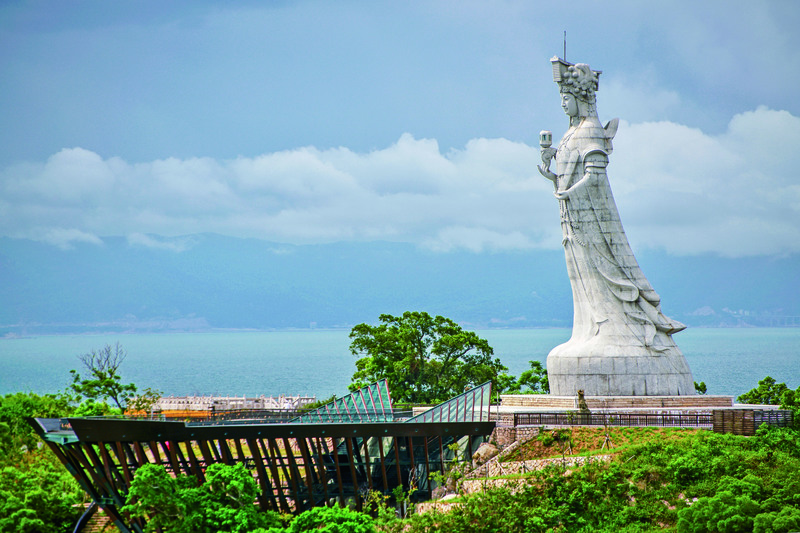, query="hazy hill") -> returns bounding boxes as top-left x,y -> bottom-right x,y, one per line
1,234 -> 798,335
